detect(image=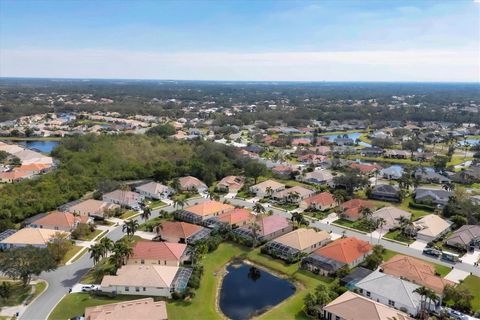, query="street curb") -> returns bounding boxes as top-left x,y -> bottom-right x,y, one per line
45,293 -> 66,320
